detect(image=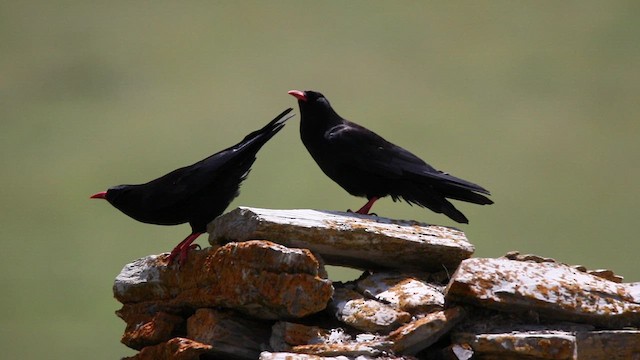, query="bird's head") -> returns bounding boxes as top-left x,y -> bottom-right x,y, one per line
90,185 -> 131,207
288,90 -> 341,124
288,90 -> 330,105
